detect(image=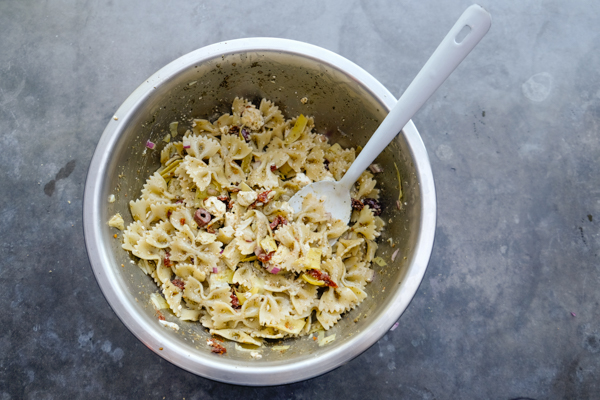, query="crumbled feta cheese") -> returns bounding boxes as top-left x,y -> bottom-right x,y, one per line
204,196 -> 226,218
250,351 -> 262,359
237,190 -> 258,207
241,107 -> 264,130
291,173 -> 311,188
107,213 -> 124,230
108,194 -> 116,203
224,212 -> 237,227
278,202 -> 295,218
